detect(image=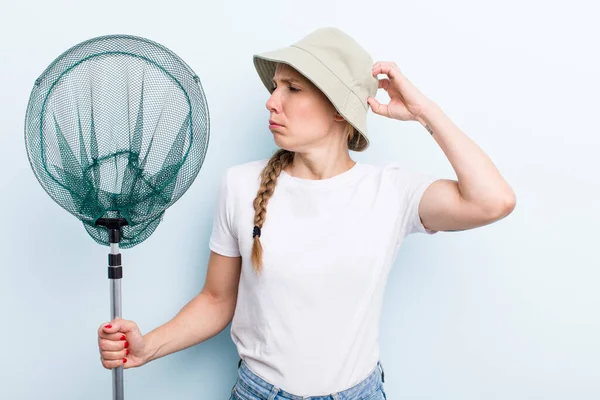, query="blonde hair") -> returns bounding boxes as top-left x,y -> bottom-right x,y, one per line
250,122 -> 358,275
